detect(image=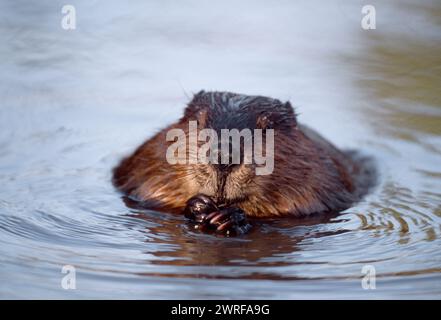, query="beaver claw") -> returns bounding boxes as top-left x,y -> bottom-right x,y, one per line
184,194 -> 252,236
204,207 -> 252,236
